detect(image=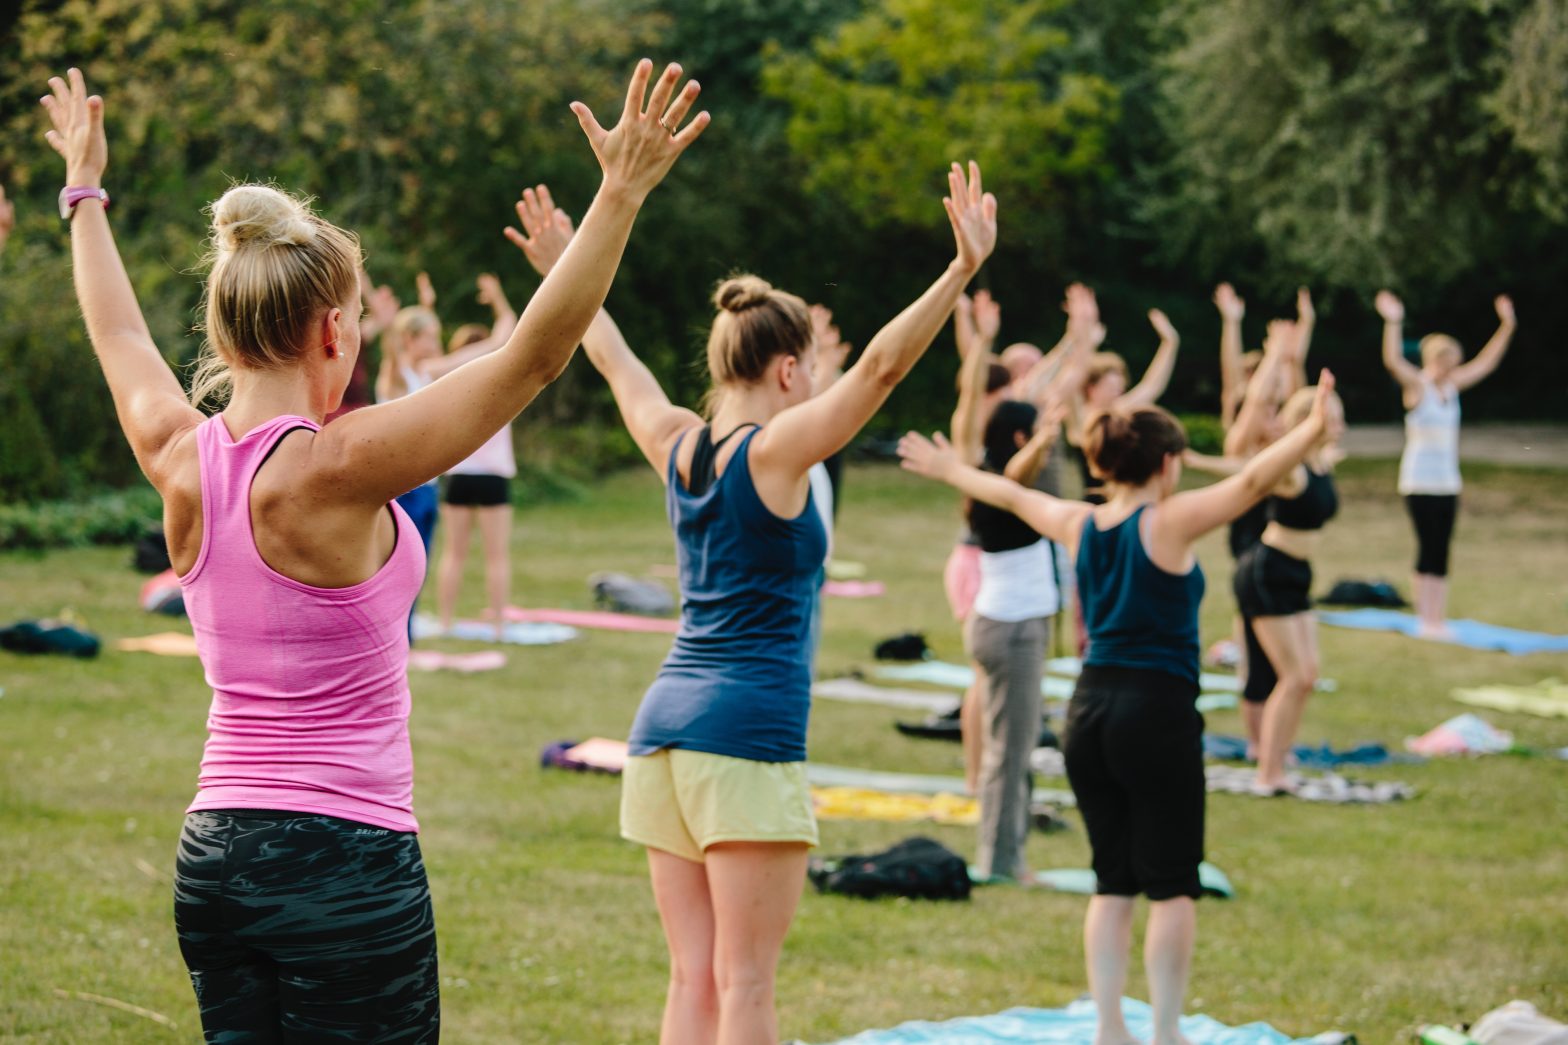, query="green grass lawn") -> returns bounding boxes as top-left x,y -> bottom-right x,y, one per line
3,458 -> 1567,1043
